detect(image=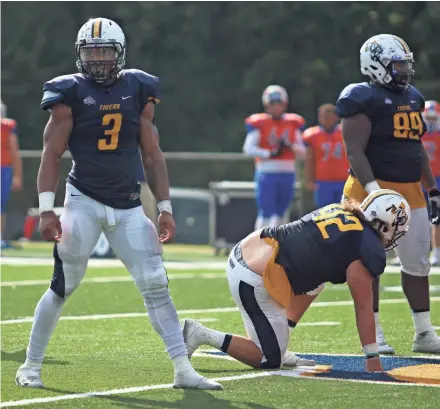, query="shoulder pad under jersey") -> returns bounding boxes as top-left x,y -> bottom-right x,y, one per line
123,69 -> 160,104
245,113 -> 270,126
336,82 -> 374,118
283,113 -> 306,128
1,118 -> 17,131
302,126 -> 320,144
41,74 -> 79,111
